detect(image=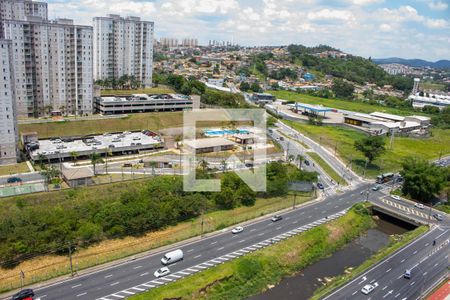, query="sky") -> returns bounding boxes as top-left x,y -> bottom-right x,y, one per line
47,0 -> 450,61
